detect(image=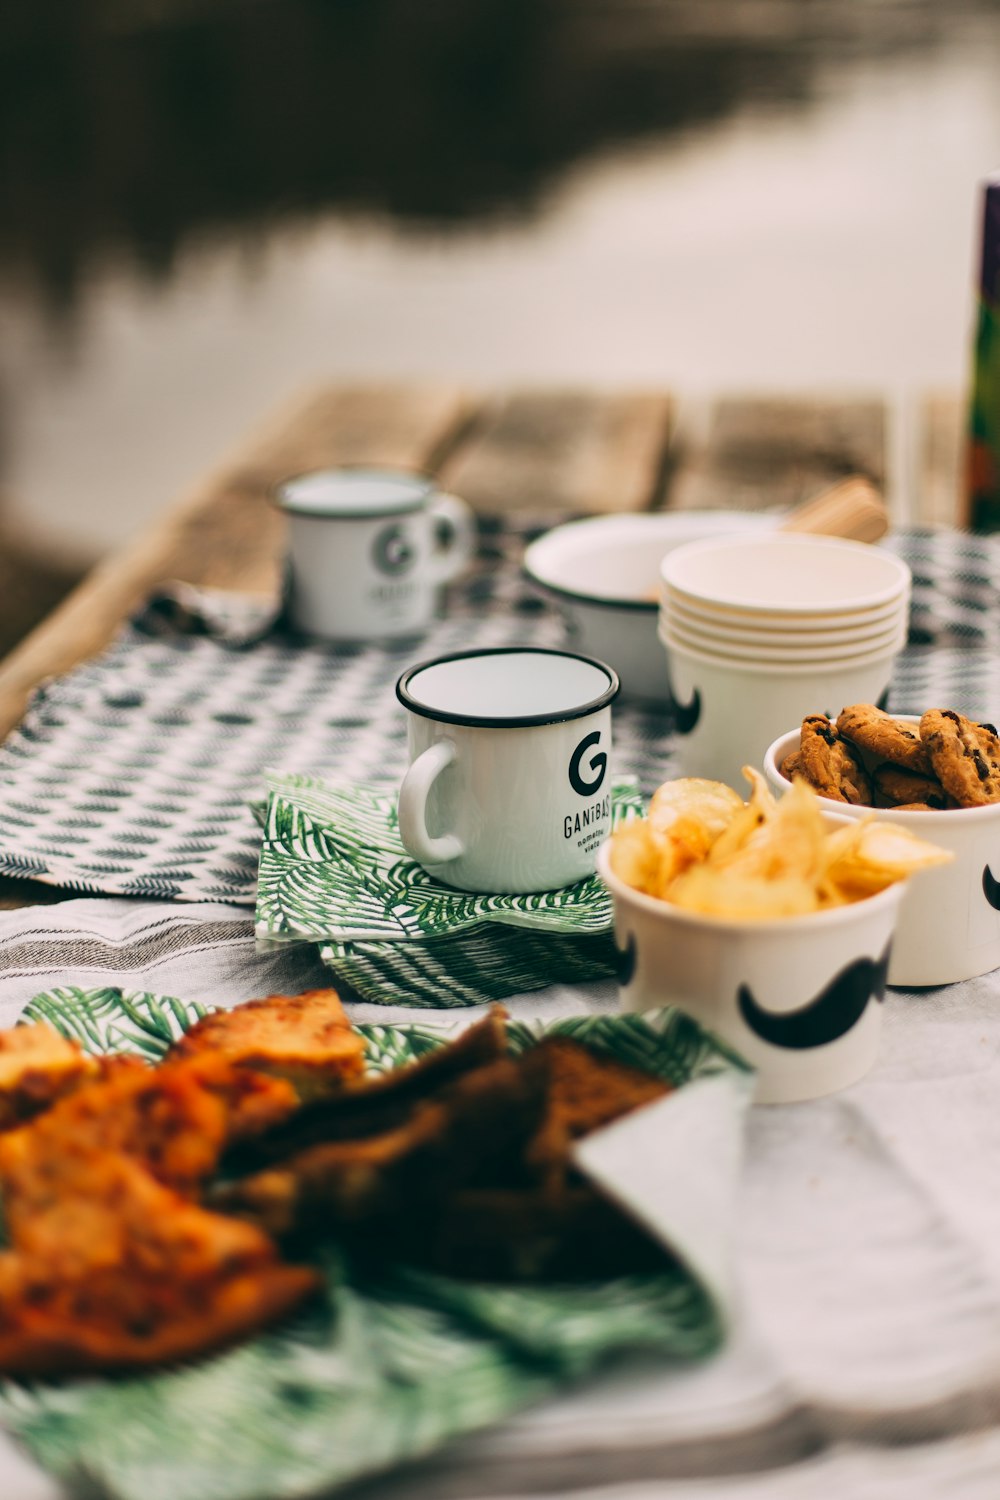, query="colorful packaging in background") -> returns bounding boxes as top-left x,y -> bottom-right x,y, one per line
969,173 -> 1000,531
